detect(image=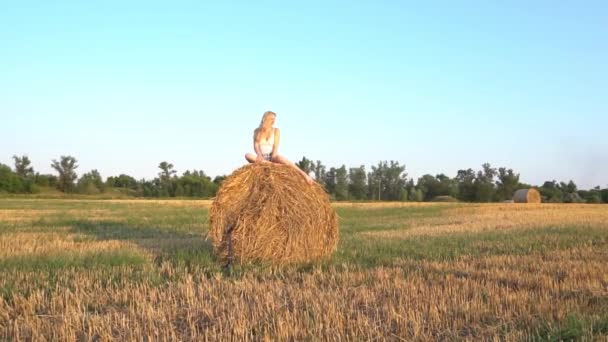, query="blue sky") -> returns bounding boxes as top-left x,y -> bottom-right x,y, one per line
1,1 -> 607,189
